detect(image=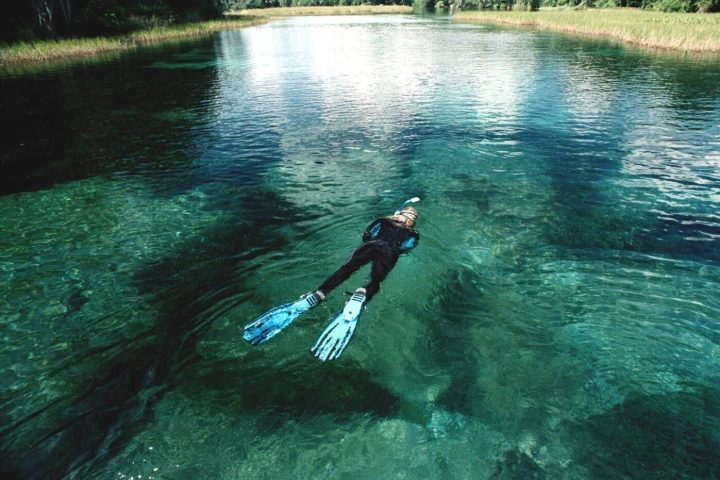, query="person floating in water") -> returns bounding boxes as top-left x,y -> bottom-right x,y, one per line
243,198 -> 420,361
